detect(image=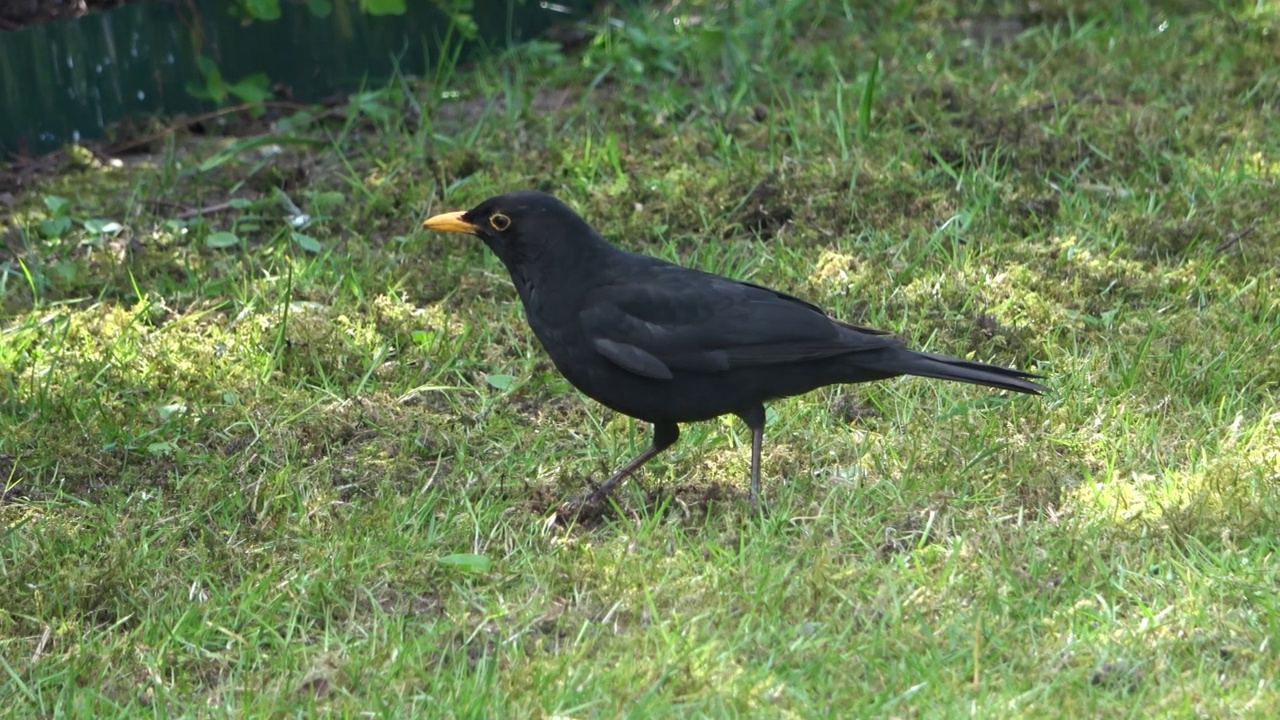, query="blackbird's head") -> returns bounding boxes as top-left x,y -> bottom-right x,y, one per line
422,191 -> 600,272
